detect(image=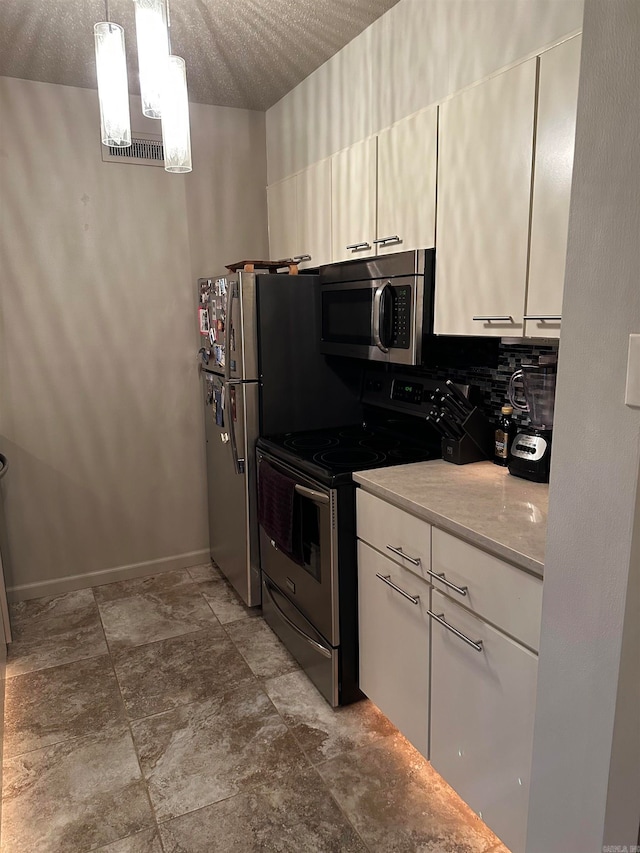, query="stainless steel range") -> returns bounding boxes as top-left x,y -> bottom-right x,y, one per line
257,369 -> 456,706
